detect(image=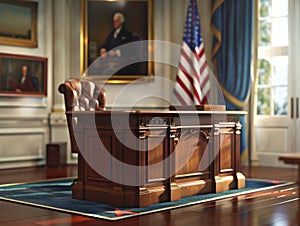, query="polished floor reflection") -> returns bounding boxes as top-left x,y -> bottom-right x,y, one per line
0,165 -> 299,226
